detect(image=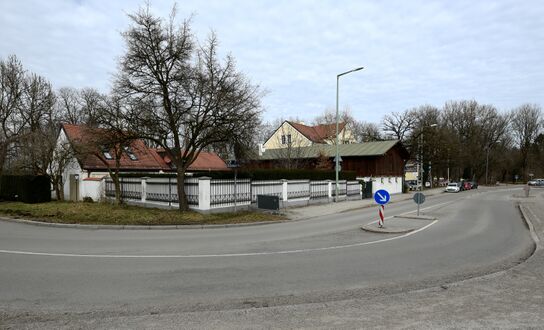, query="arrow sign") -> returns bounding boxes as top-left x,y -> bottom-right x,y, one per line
374,189 -> 390,205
